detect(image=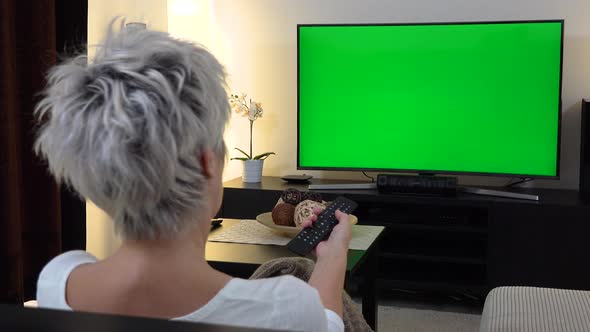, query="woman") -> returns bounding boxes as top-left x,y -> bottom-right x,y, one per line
34,24 -> 351,332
